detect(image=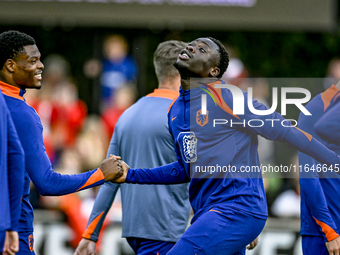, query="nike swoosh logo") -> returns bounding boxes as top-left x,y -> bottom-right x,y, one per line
172,116 -> 177,121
